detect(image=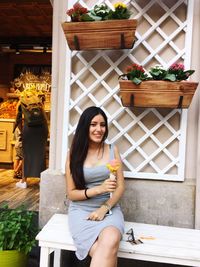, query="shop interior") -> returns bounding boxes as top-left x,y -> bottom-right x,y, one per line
0,0 -> 53,211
